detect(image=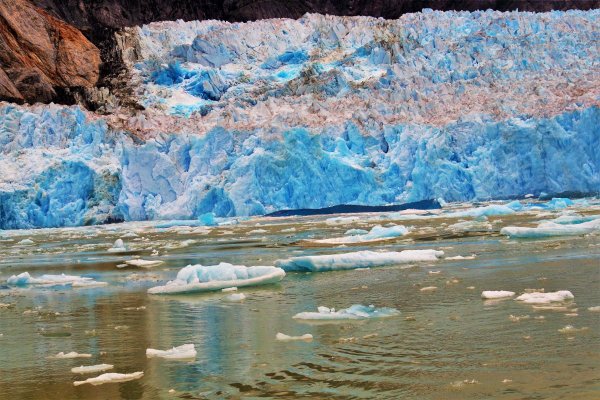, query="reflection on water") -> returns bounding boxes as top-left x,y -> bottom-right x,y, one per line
0,202 -> 599,399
